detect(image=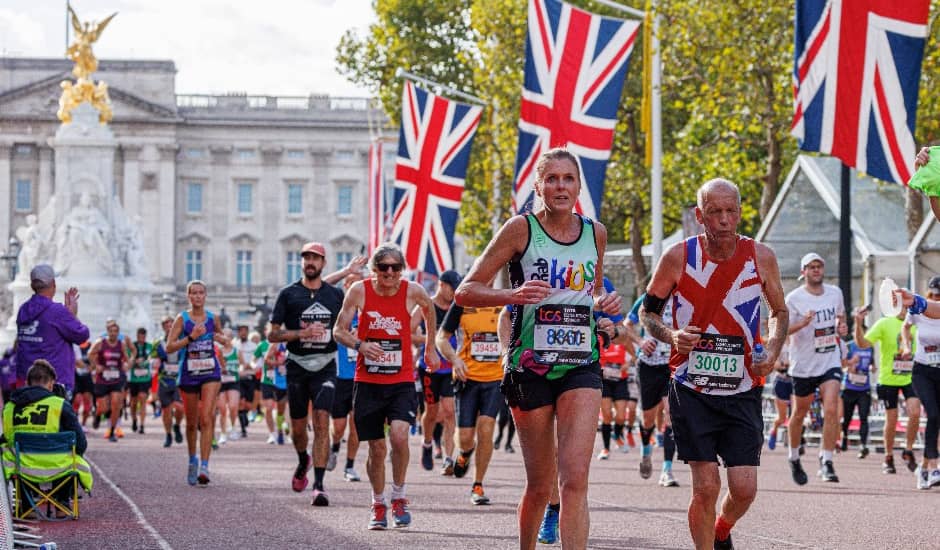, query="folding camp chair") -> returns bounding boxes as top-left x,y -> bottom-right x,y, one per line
10,432 -> 82,521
